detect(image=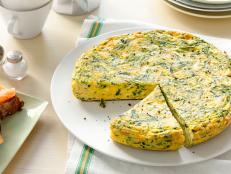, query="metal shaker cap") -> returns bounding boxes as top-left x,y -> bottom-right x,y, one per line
6,50 -> 23,64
